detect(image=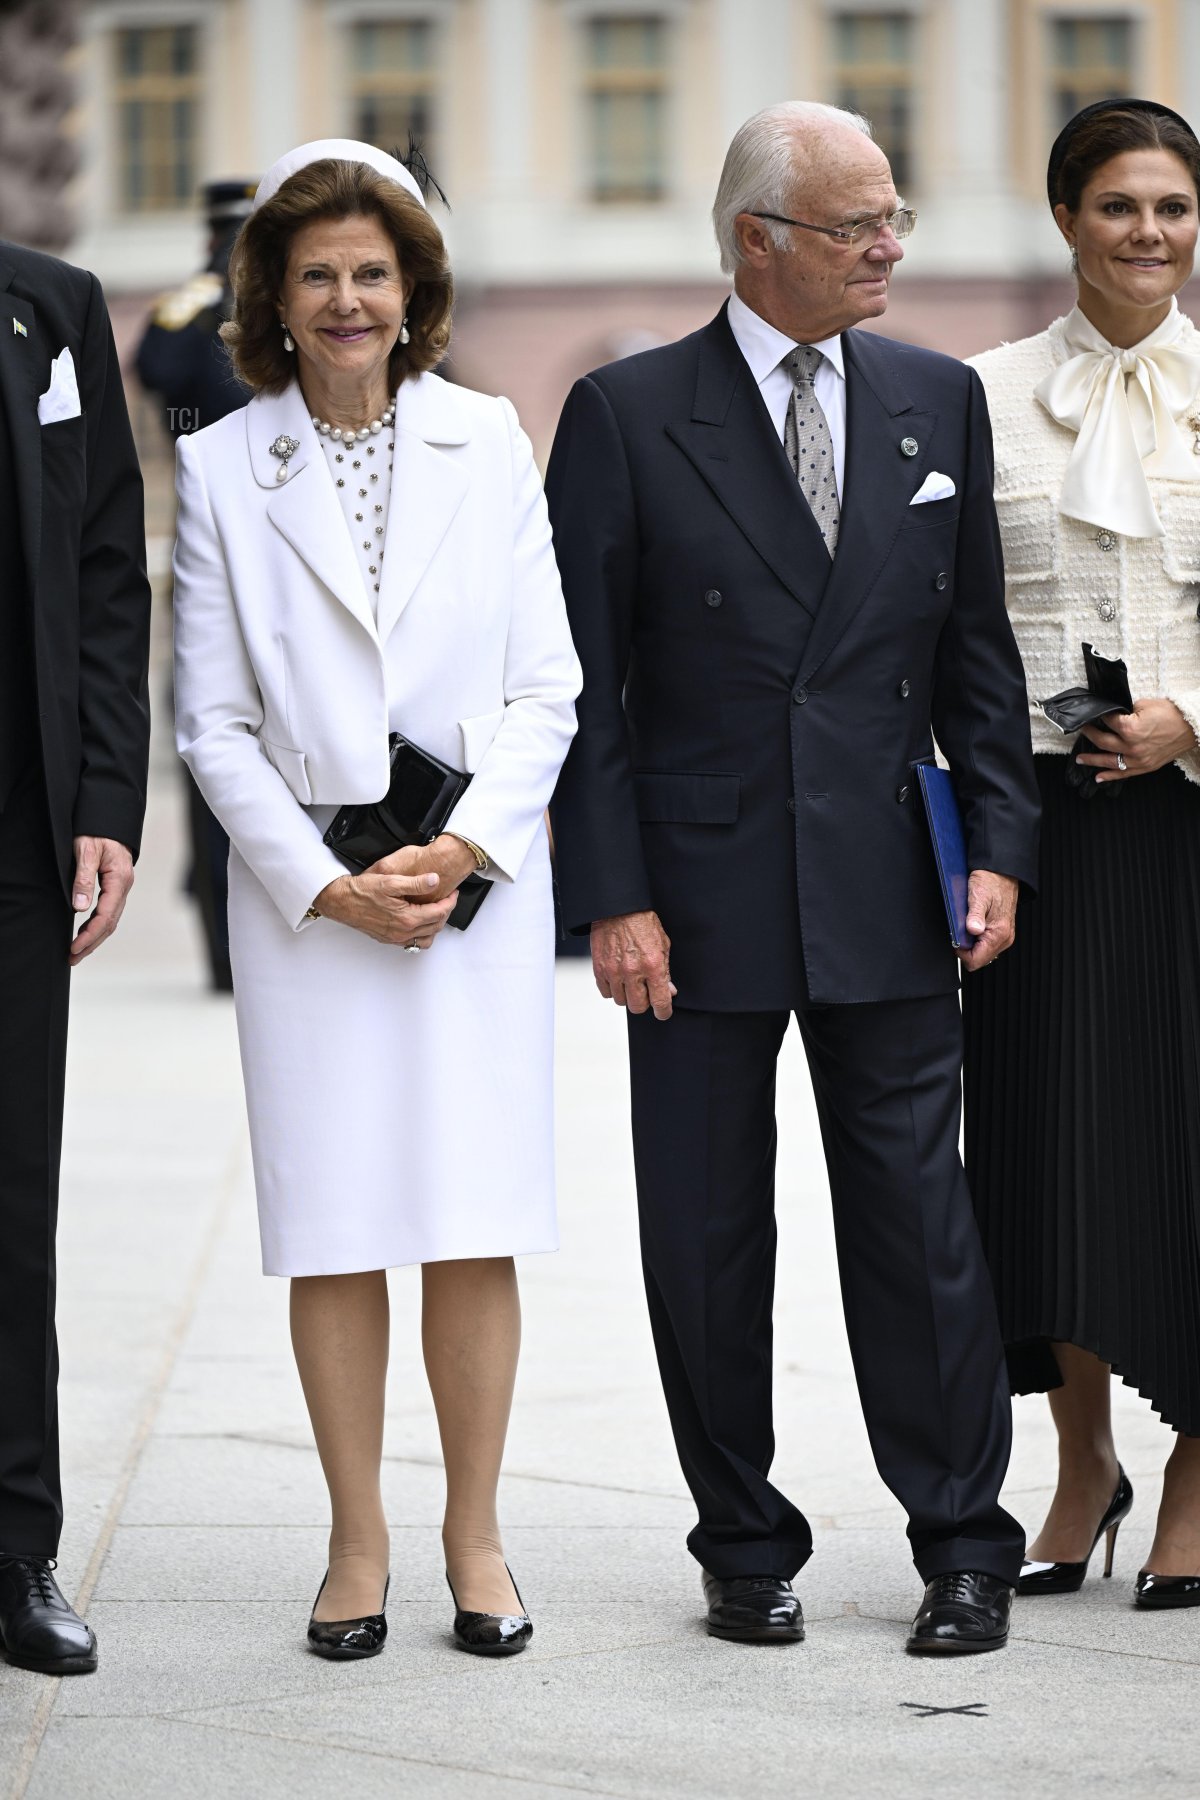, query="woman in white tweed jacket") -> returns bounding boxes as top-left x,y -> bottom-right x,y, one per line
963,98 -> 1200,1614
